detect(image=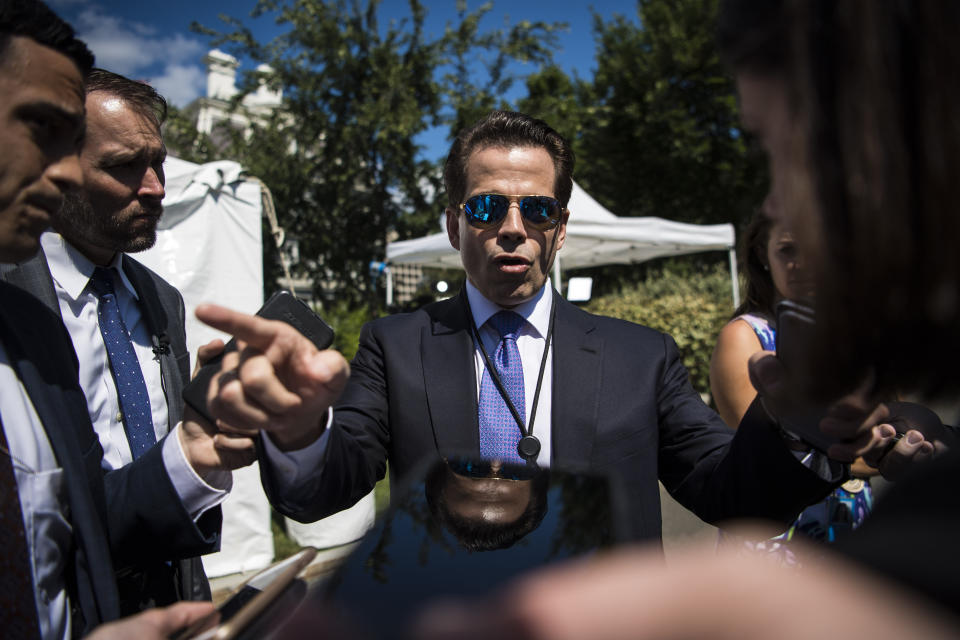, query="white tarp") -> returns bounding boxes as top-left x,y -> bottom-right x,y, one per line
387,181 -> 739,305
138,156 -> 374,578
